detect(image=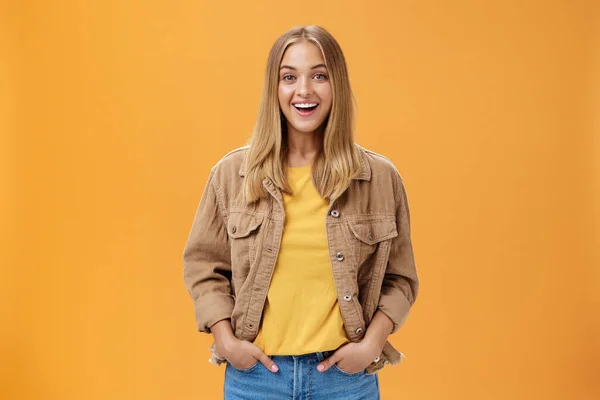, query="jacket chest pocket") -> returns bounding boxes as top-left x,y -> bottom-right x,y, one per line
227,212 -> 265,291
348,218 -> 398,266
